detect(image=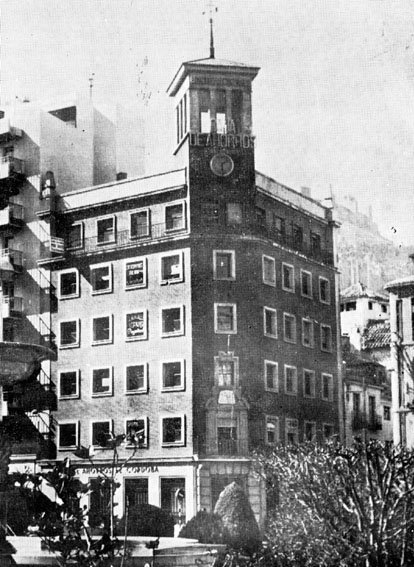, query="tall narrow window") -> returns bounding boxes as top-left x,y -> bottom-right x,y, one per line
216,89 -> 227,134
227,203 -> 243,225
58,422 -> 78,449
285,418 -> 299,444
282,264 -> 294,292
214,250 -> 235,280
126,364 -> 147,394
67,223 -> 83,249
322,373 -> 333,401
303,369 -> 315,398
319,277 -> 330,304
266,416 -> 279,445
215,352 -> 239,387
310,232 -> 321,256
302,318 -> 314,348
285,365 -> 297,395
321,325 -> 332,352
92,316 -> 112,345
199,90 -> 211,133
231,90 -> 243,134
301,270 -> 312,298
262,256 -> 276,286
304,421 -> 316,442
92,421 -> 111,447
130,210 -> 149,239
91,264 -> 112,294
165,203 -> 185,231
97,217 -> 115,244
59,270 -> 79,298
283,313 -> 296,343
264,307 -> 277,338
264,361 -> 278,392
292,224 -> 303,248
215,304 -> 237,334
126,311 -> 147,341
